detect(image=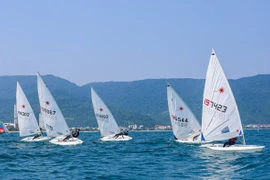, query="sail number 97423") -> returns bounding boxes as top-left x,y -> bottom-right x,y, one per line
204,98 -> 227,113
